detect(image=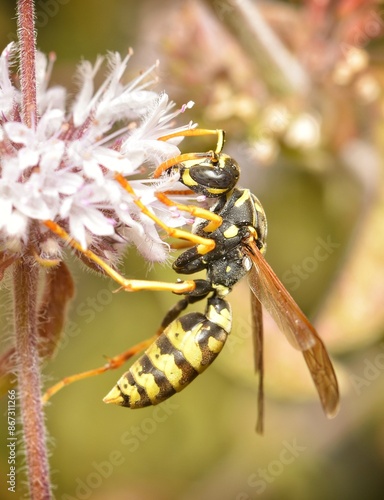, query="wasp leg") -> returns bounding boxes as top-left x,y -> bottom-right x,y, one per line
43,280 -> 212,403
157,279 -> 212,333
151,130 -> 227,234
114,173 -> 217,256
153,129 -> 225,178
43,220 -> 196,294
157,128 -> 225,155
155,192 -> 223,233
152,152 -> 211,178
169,241 -> 195,250
42,335 -> 158,403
